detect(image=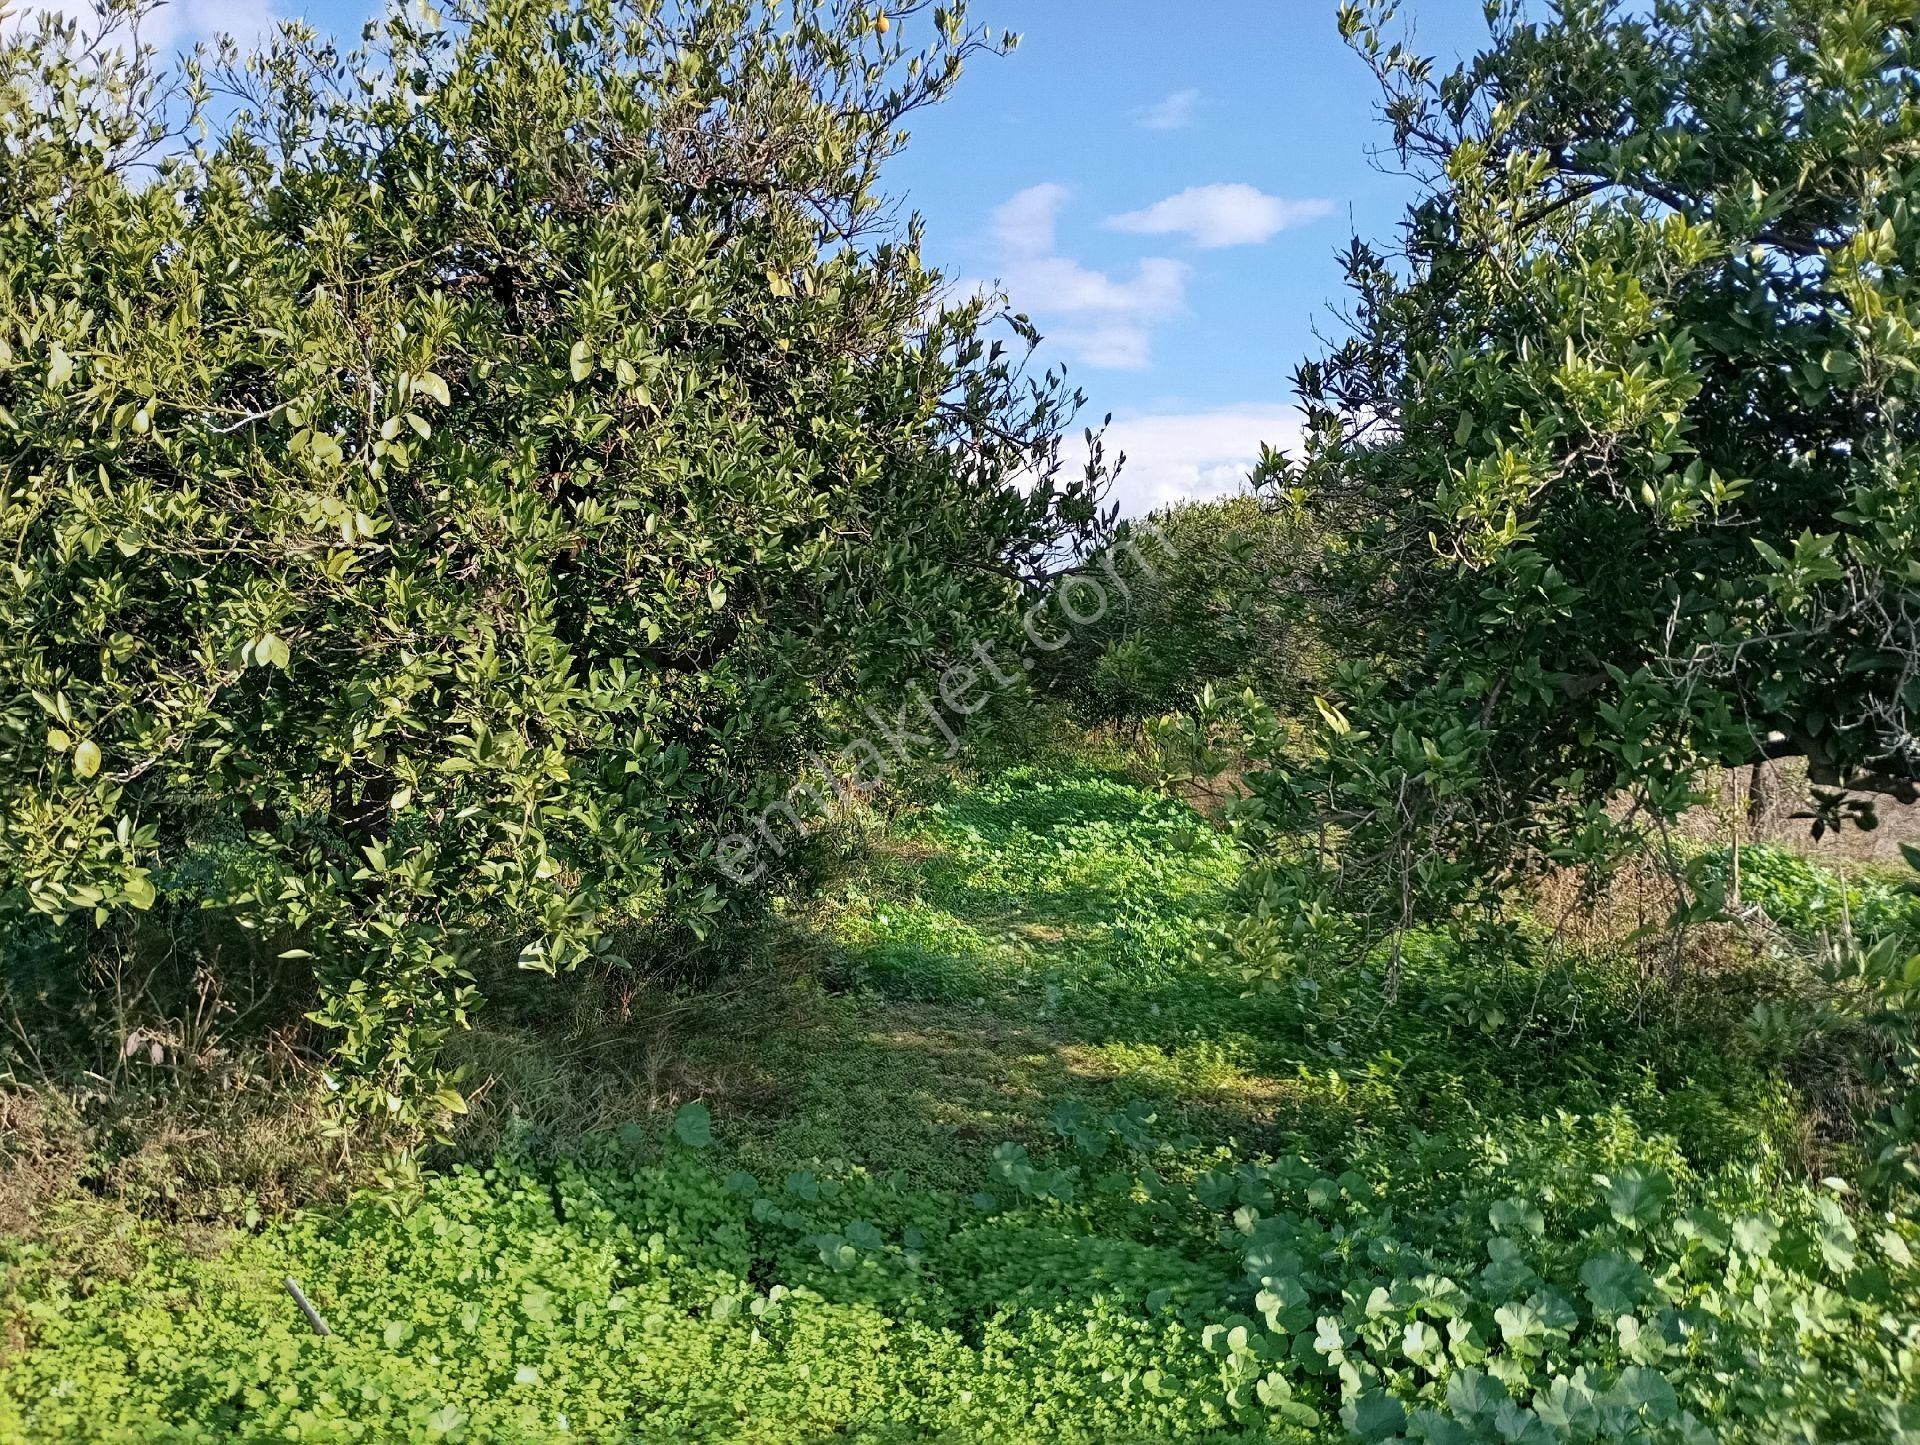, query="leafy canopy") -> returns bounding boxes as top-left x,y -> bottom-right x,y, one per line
0,0 -> 1104,1120
1236,0 -> 1920,937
